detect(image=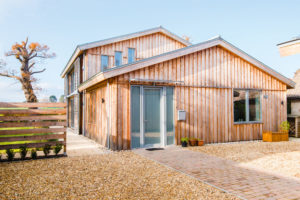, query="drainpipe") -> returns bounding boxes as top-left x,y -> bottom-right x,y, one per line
106,81 -> 110,149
